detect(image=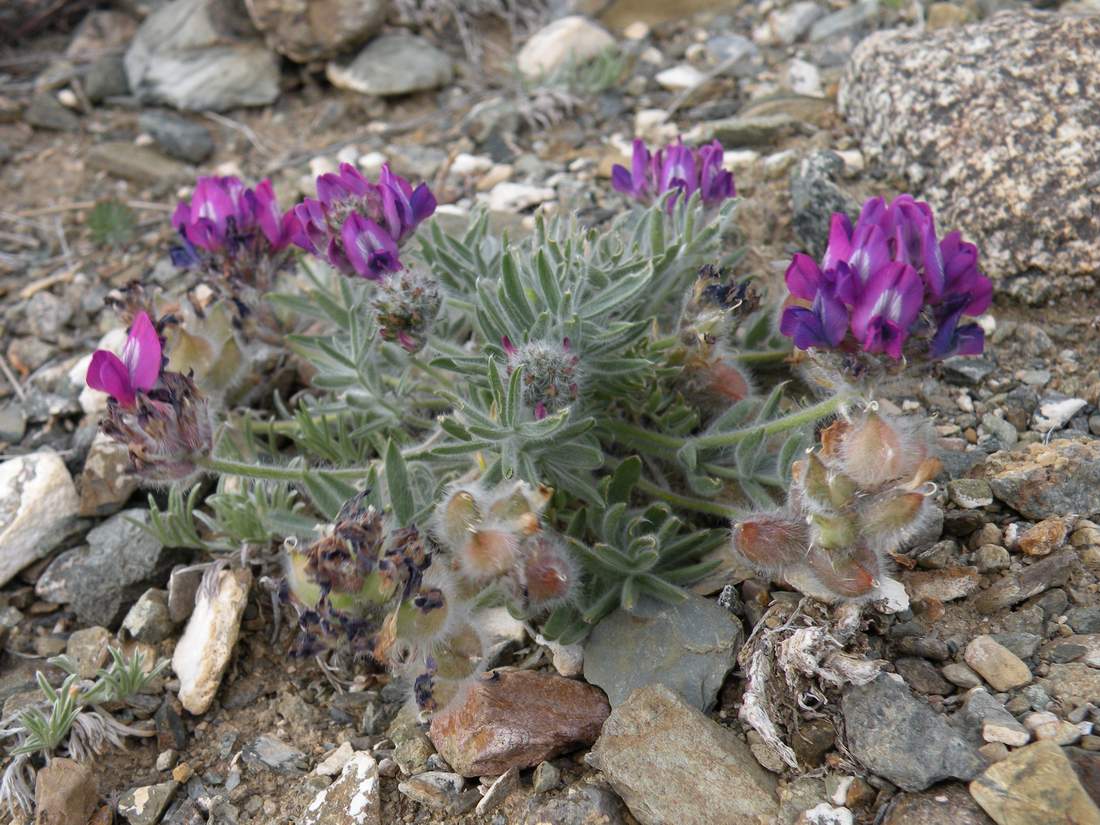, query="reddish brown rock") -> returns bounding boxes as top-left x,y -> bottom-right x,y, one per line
1017,518 -> 1068,557
429,670 -> 610,777
904,566 -> 980,602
